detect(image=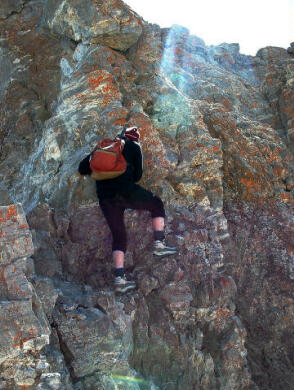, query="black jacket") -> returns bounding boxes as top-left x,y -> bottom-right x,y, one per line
78,138 -> 143,199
